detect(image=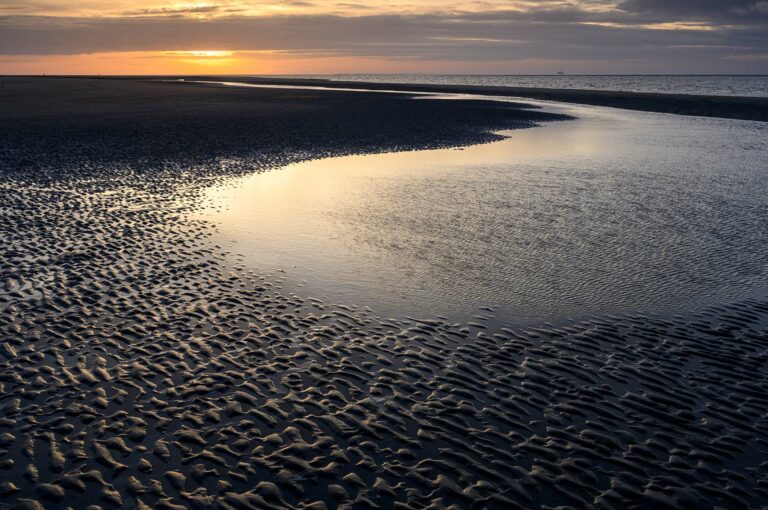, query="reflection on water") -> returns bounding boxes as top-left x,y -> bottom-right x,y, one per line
198,101 -> 768,322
